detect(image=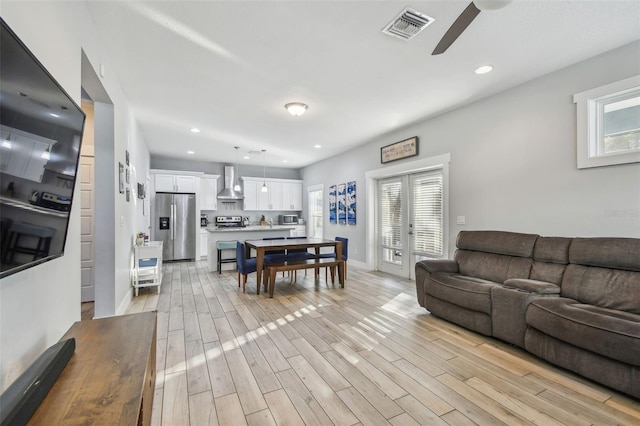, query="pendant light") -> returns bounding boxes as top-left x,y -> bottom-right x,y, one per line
261,149 -> 268,193
233,146 -> 241,192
